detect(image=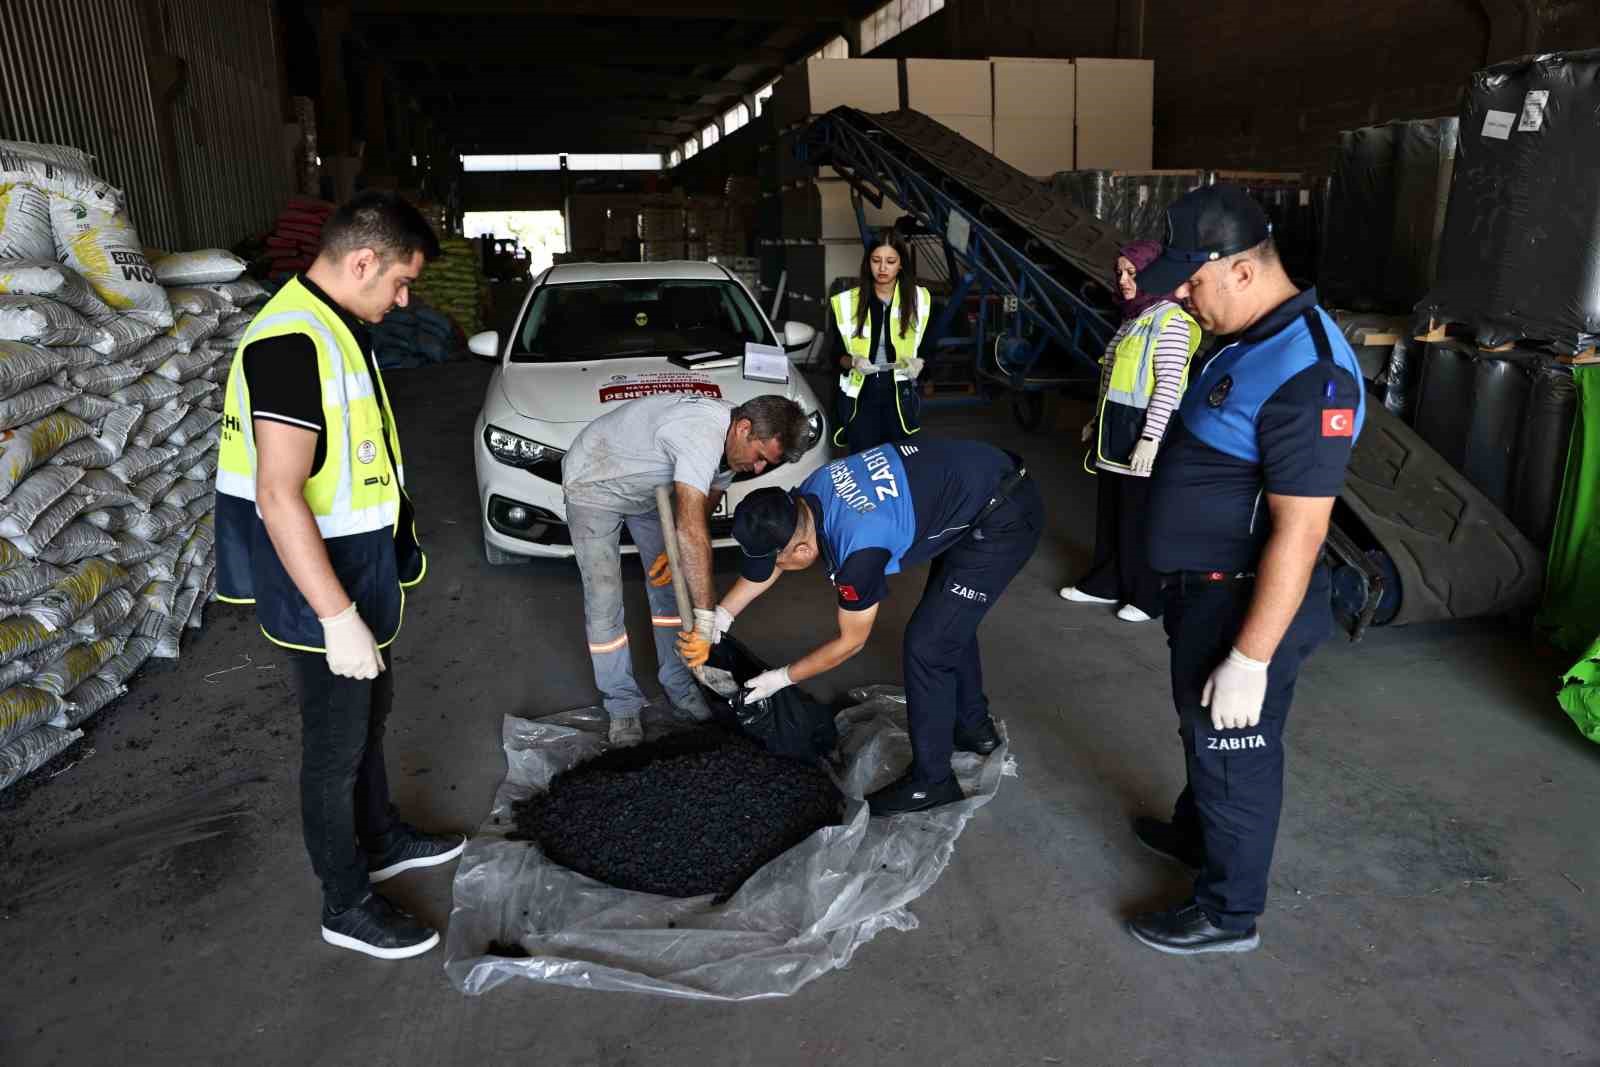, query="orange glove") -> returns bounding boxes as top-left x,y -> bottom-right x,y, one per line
648,552 -> 672,587
676,608 -> 715,667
